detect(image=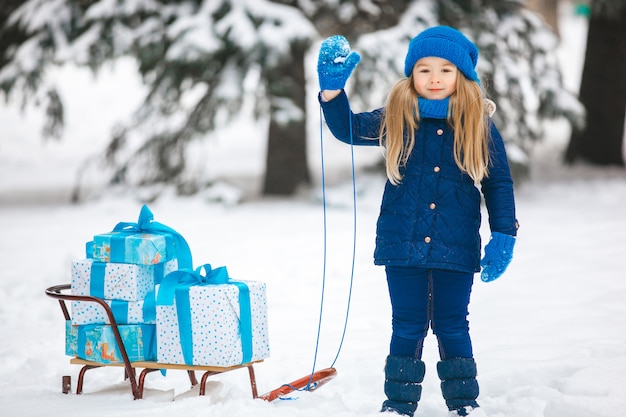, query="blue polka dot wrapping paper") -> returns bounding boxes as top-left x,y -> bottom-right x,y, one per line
70,293 -> 158,325
71,258 -> 178,302
155,280 -> 270,367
